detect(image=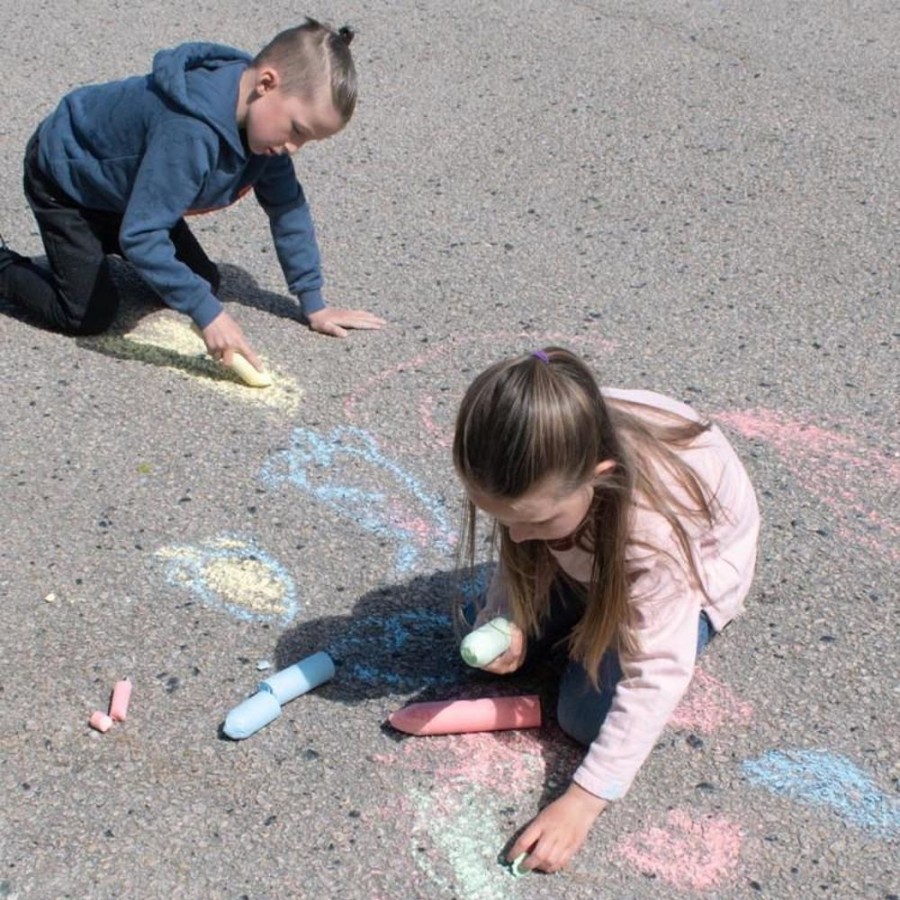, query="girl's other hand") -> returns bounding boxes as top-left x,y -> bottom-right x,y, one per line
480,622 -> 526,674
507,783 -> 608,873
